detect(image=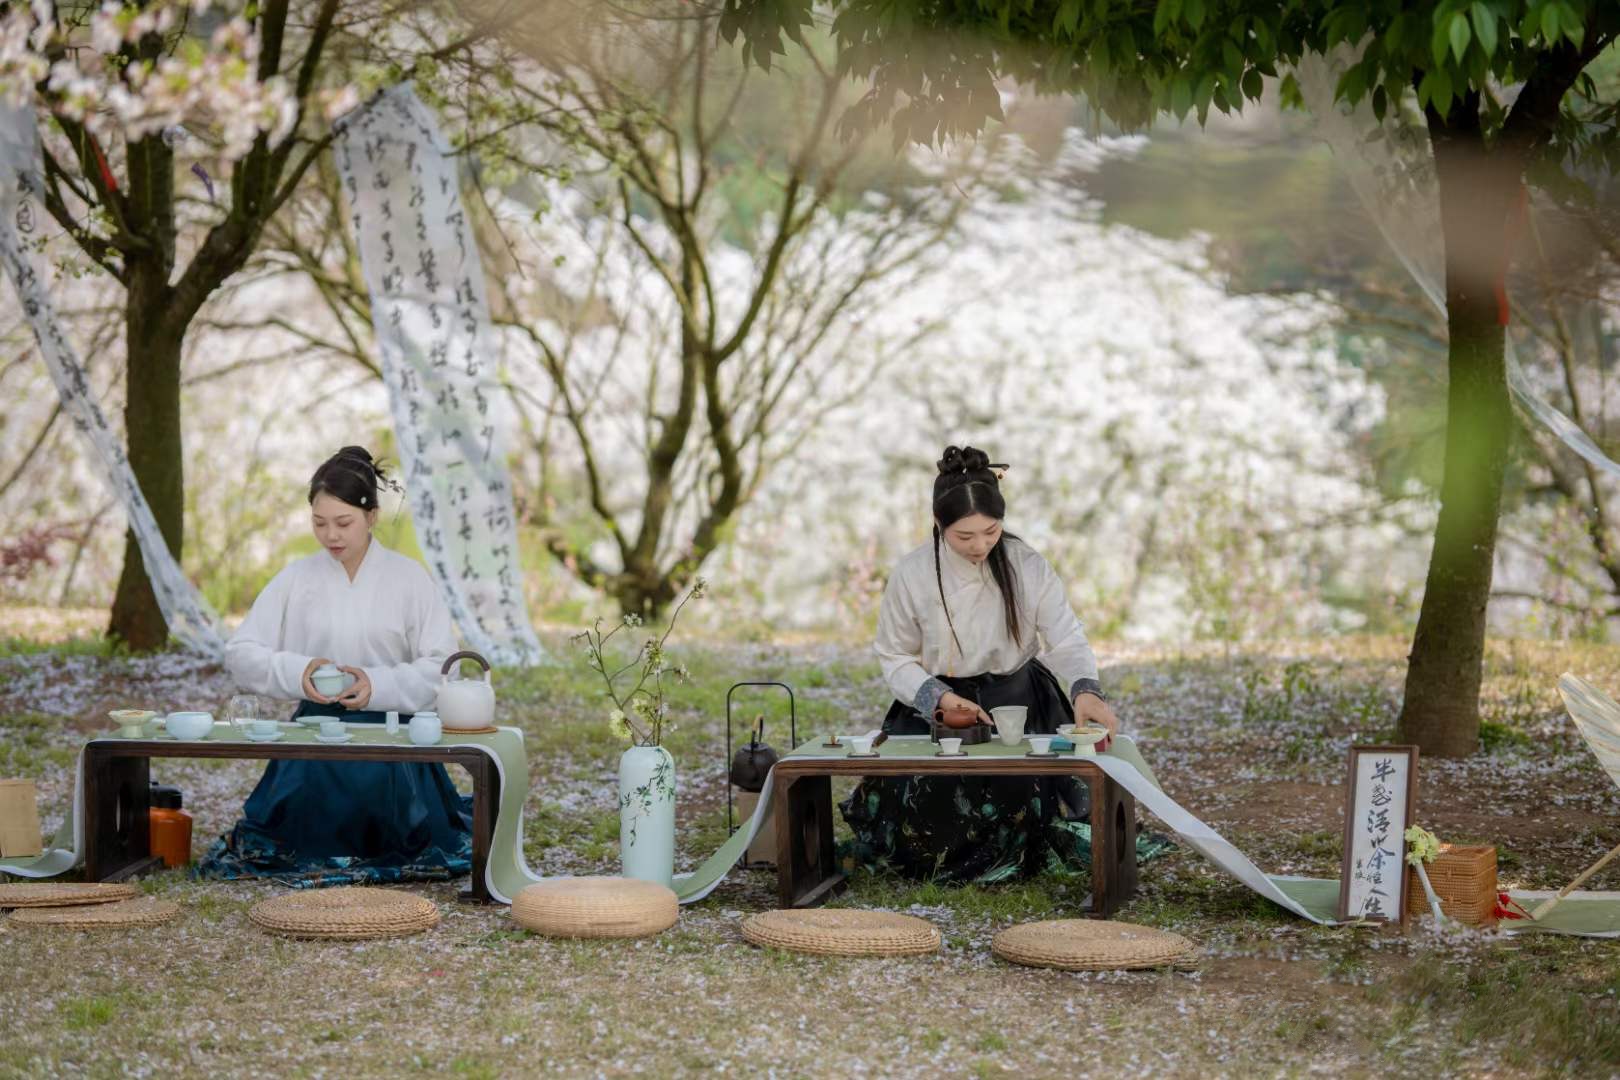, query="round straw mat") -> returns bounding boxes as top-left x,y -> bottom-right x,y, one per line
440,724 -> 498,735
0,882 -> 137,909
249,887 -> 439,940
740,909 -> 940,958
992,919 -> 1195,971
511,877 -> 677,939
9,897 -> 178,930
